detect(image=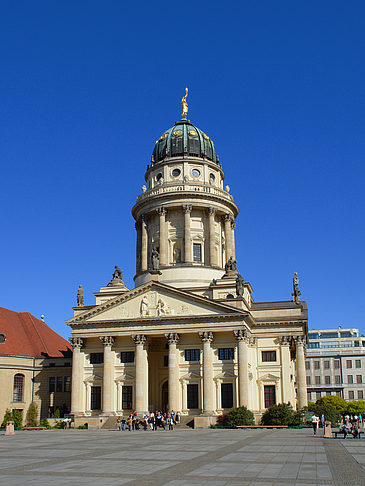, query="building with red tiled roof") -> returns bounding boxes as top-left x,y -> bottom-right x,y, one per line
0,307 -> 72,424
